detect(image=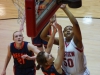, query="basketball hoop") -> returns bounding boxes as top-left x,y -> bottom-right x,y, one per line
12,0 -> 82,37
12,0 -> 25,24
